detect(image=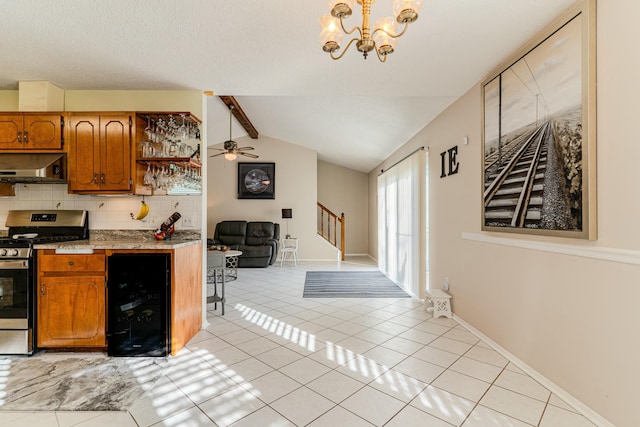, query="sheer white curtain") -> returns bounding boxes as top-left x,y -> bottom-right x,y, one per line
378,150 -> 422,297
425,151 -> 429,290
